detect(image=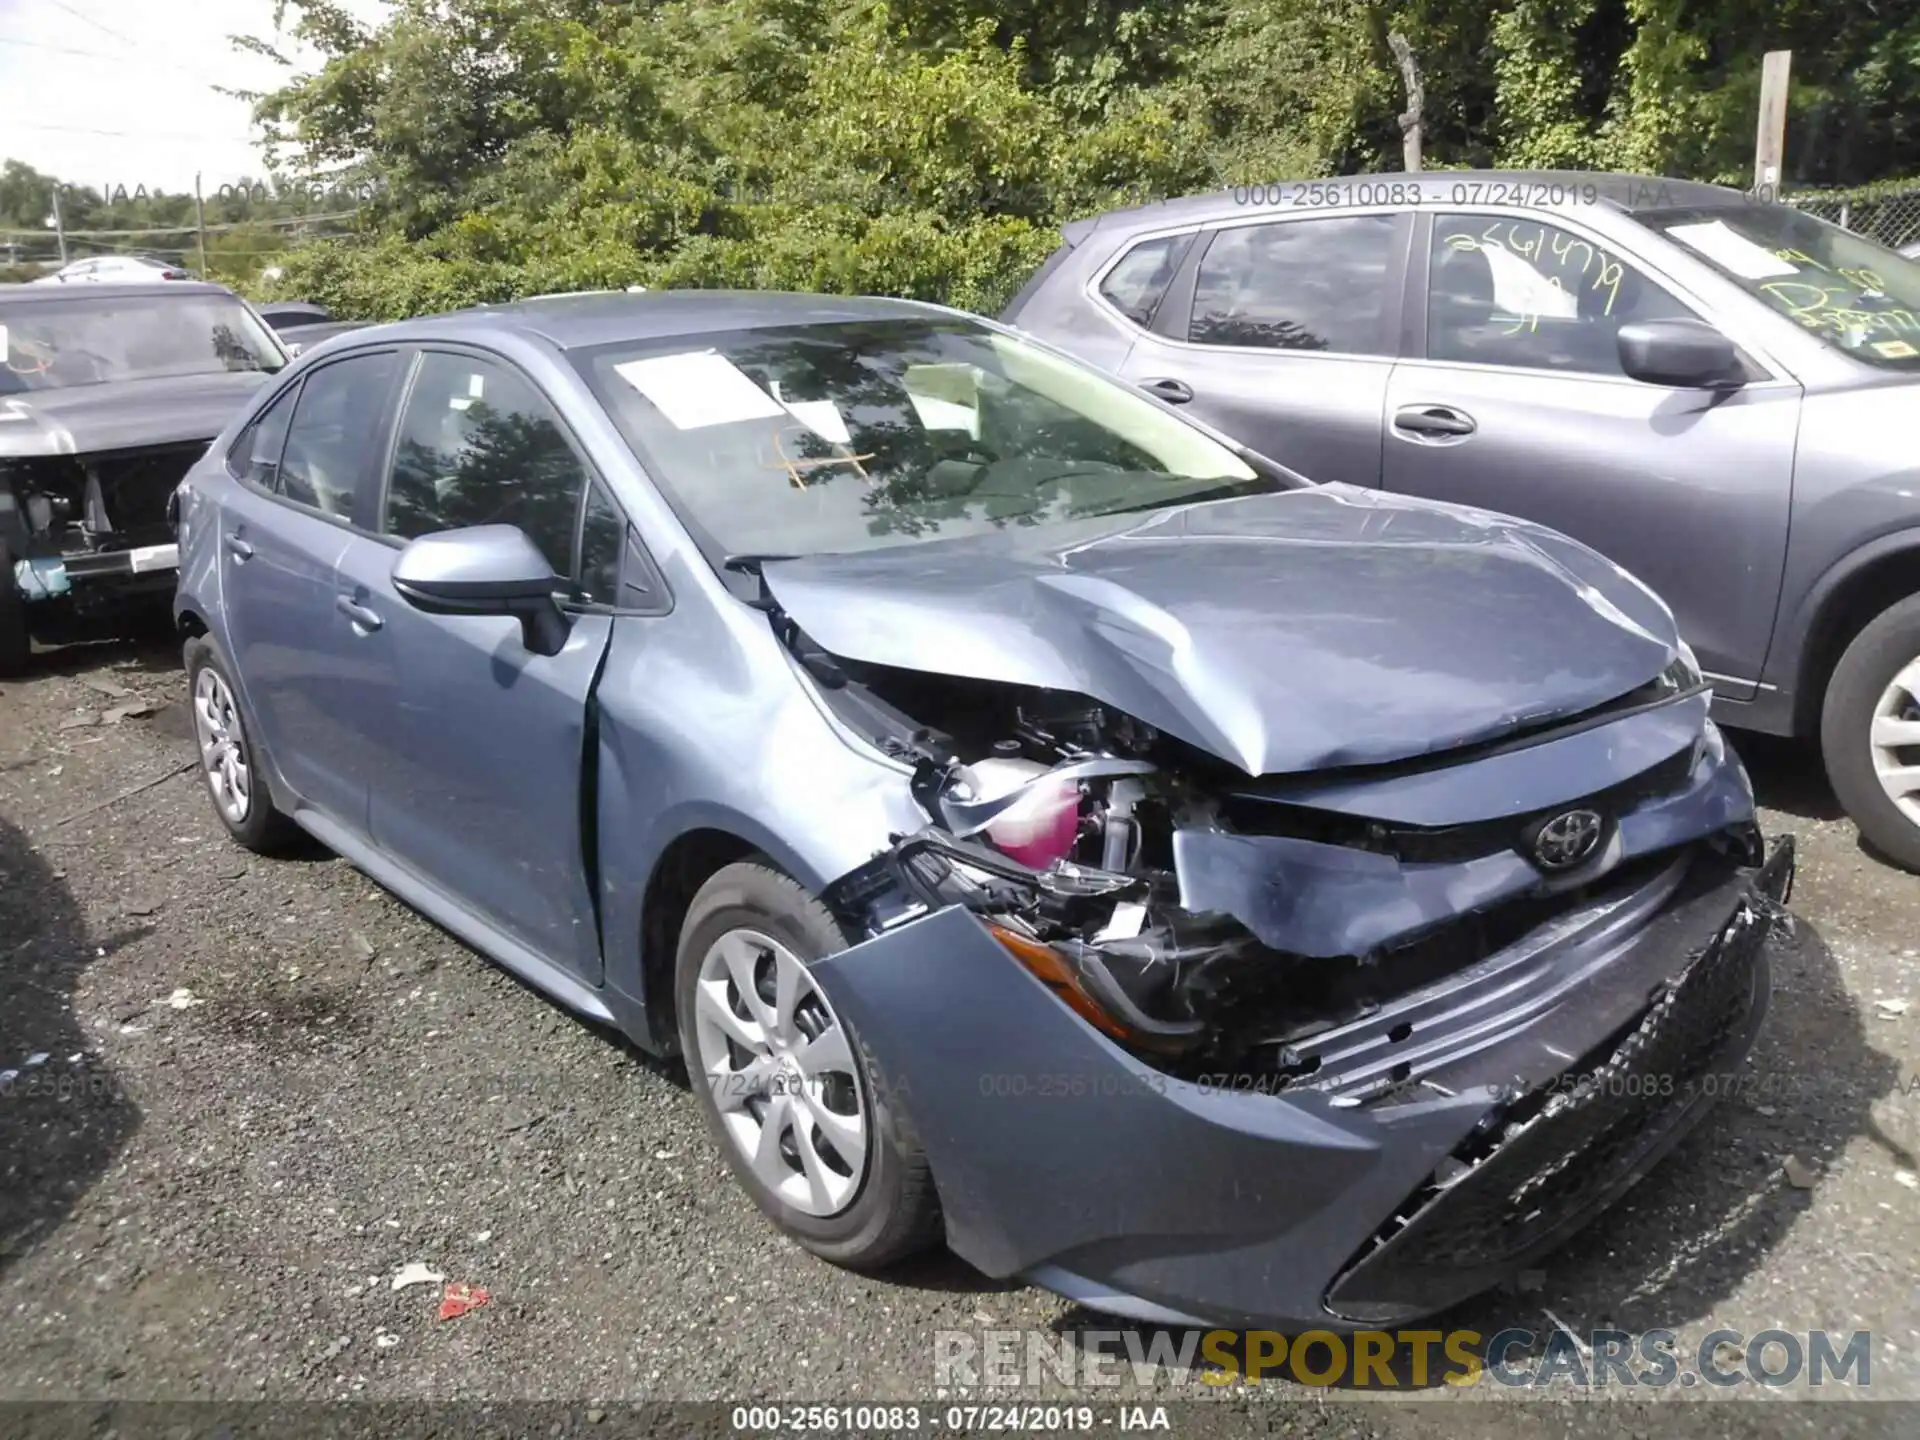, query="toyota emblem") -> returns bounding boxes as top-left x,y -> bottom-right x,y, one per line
1533,808 -> 1604,870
